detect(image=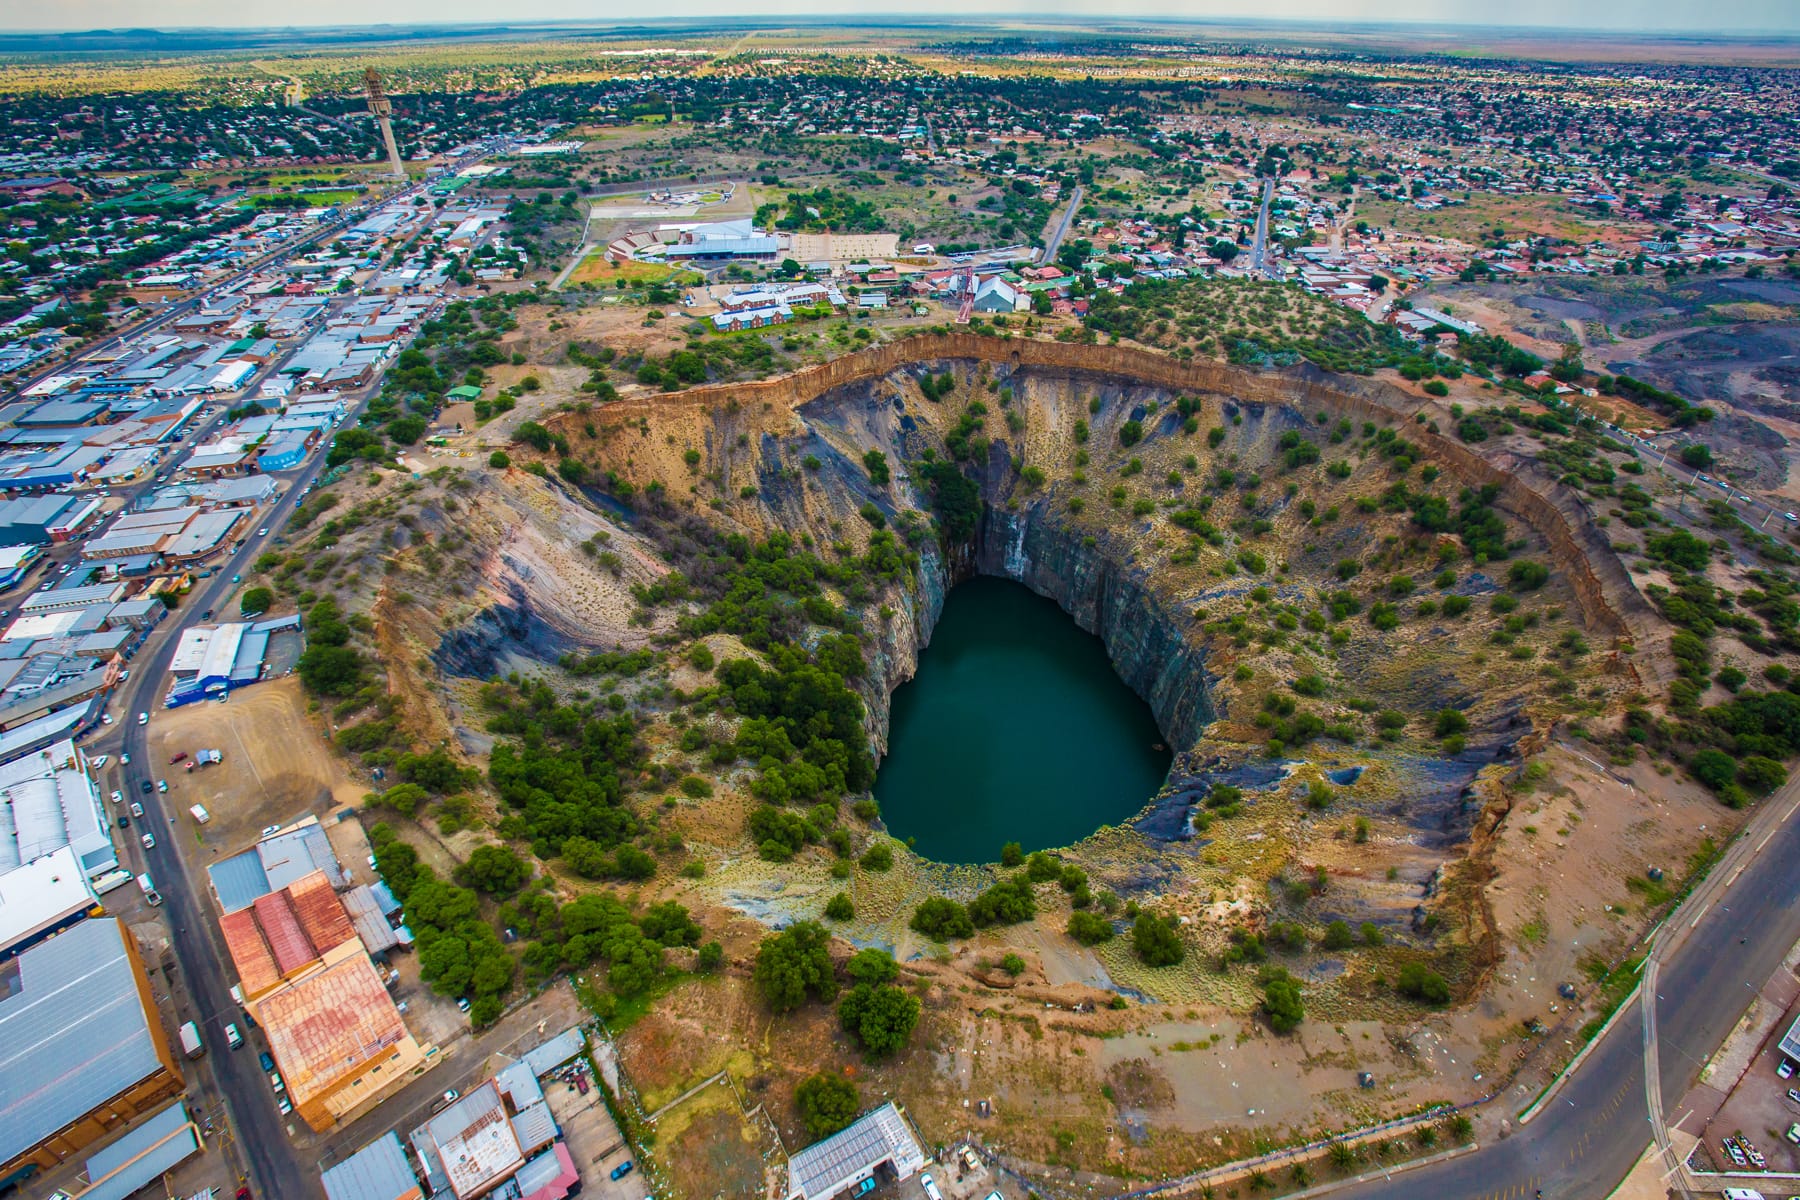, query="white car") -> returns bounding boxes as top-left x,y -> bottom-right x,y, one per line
921,1174 -> 943,1200
140,833 -> 155,850
129,803 -> 144,818
137,712 -> 148,726
120,752 -> 130,765
1780,1058 -> 1795,1079
110,790 -> 123,805
258,528 -> 269,537
156,780 -> 168,793
101,713 -> 113,725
